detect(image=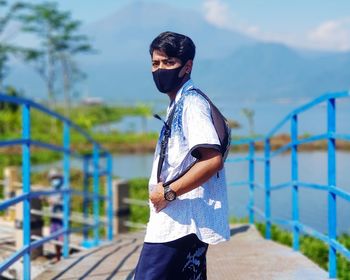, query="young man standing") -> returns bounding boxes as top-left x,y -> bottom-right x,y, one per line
134,31 -> 230,280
